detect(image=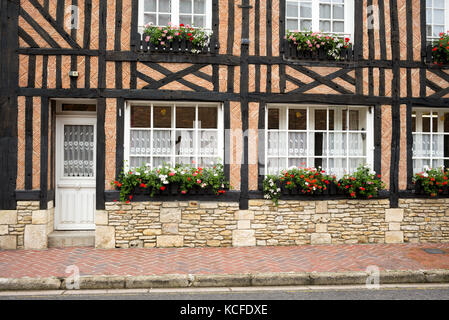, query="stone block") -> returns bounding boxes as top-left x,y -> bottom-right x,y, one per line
0,235 -> 16,249
235,210 -> 254,220
199,202 -> 218,209
237,220 -> 251,229
316,224 -> 327,233
0,225 -> 8,235
310,233 -> 332,245
0,211 -> 17,225
24,225 -> 47,249
385,209 -> 404,222
315,201 -> 328,214
32,210 -> 48,225
143,228 -> 161,236
385,231 -> 404,244
157,235 -> 183,247
232,230 -> 256,247
95,226 -> 116,249
95,210 -> 108,225
207,240 -> 221,247
160,208 -> 181,223
389,222 -> 401,231
162,223 -> 179,234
